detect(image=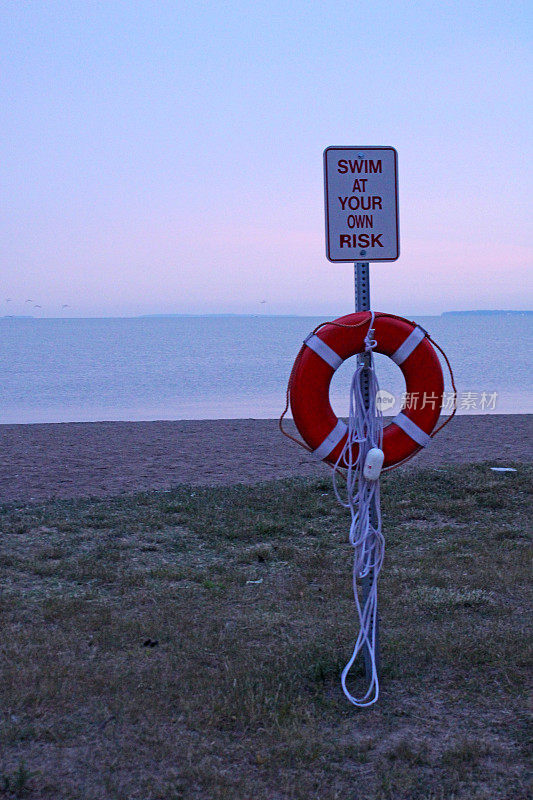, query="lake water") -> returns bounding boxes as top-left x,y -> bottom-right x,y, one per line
0,313 -> 531,424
